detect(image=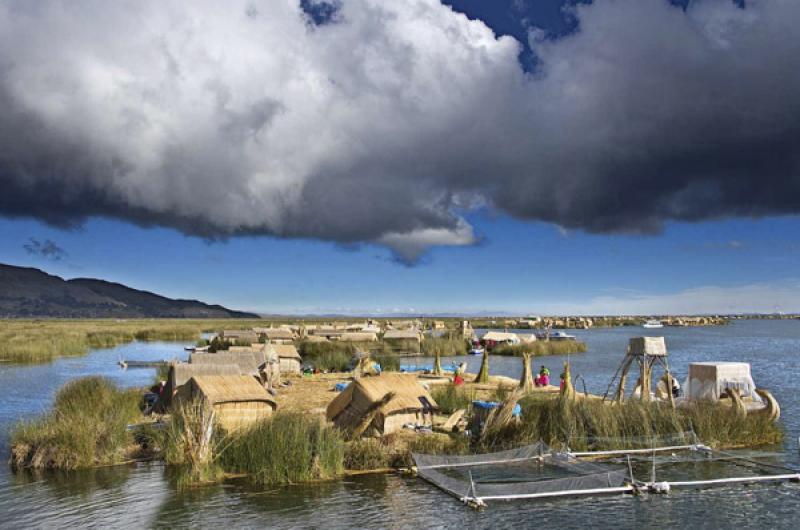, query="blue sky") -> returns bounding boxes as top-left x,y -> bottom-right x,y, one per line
2,0 -> 799,315
4,213 -> 800,315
